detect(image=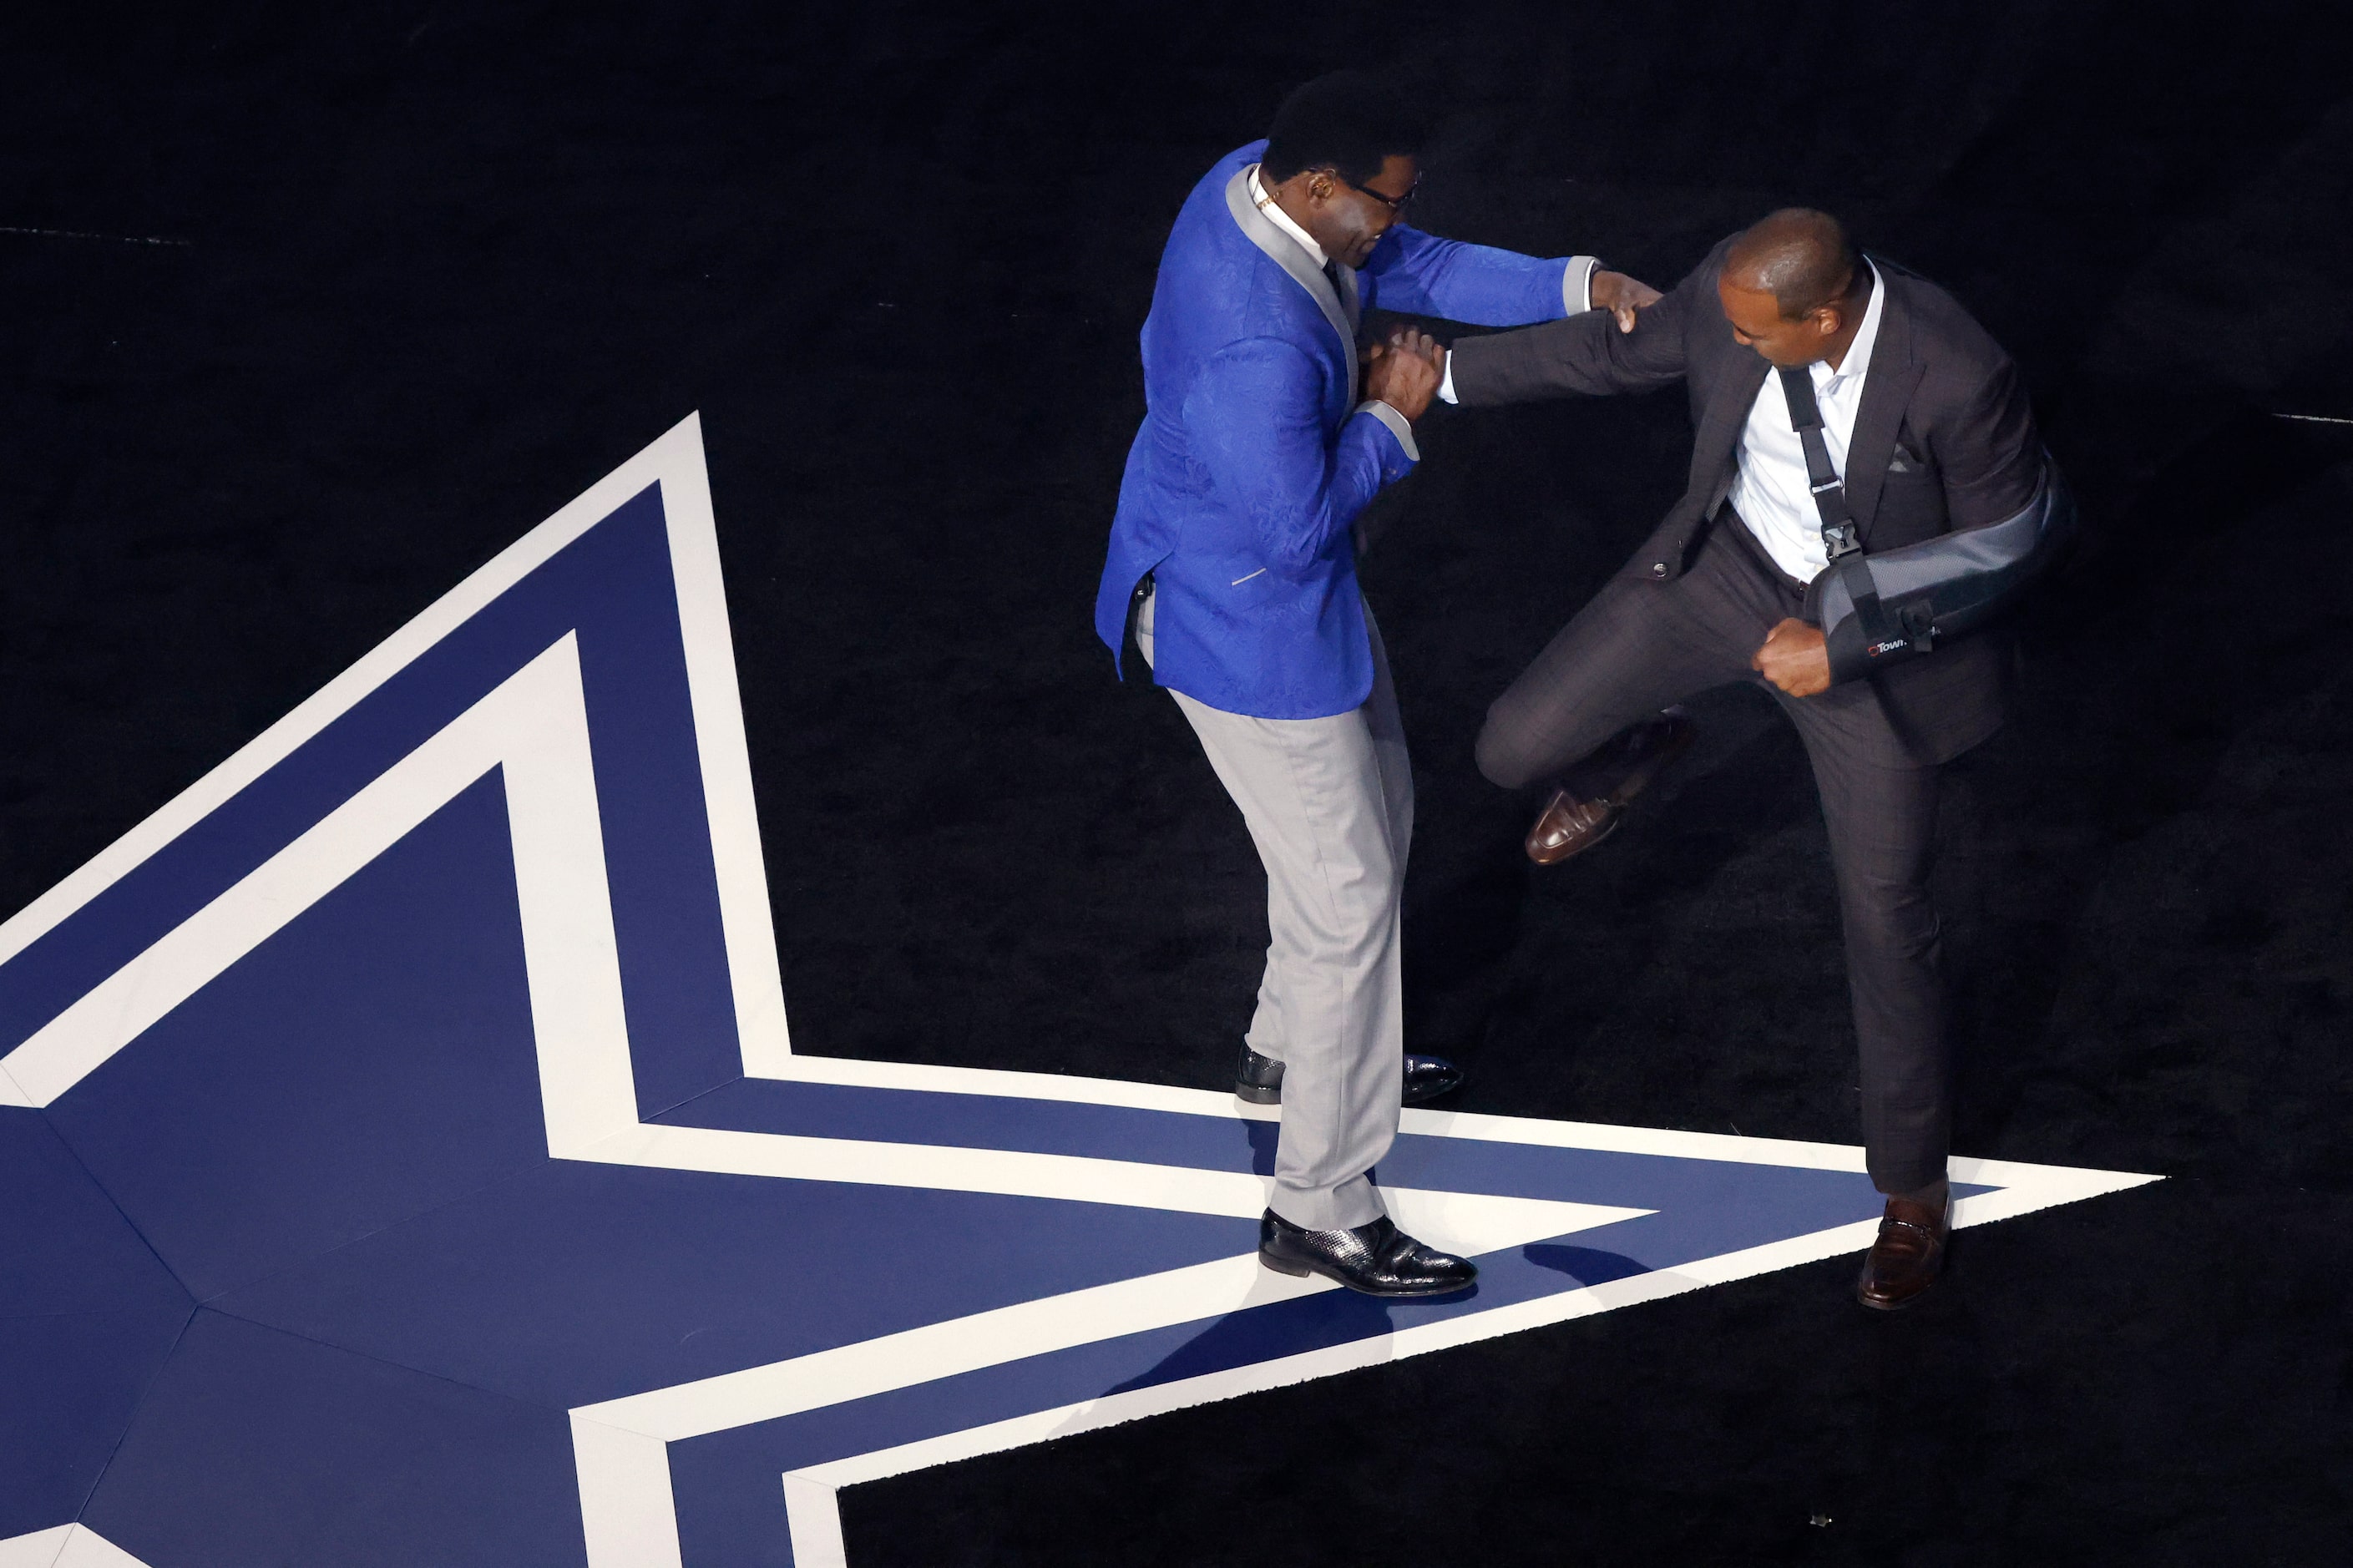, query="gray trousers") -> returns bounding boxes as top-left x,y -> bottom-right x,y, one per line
1138,590 -> 1409,1230
1475,519 -> 1954,1196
